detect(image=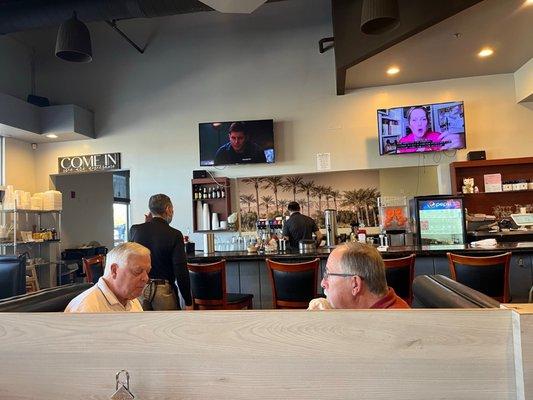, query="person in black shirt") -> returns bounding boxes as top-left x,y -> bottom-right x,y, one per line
282,201 -> 323,250
214,122 -> 266,165
130,194 -> 192,310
